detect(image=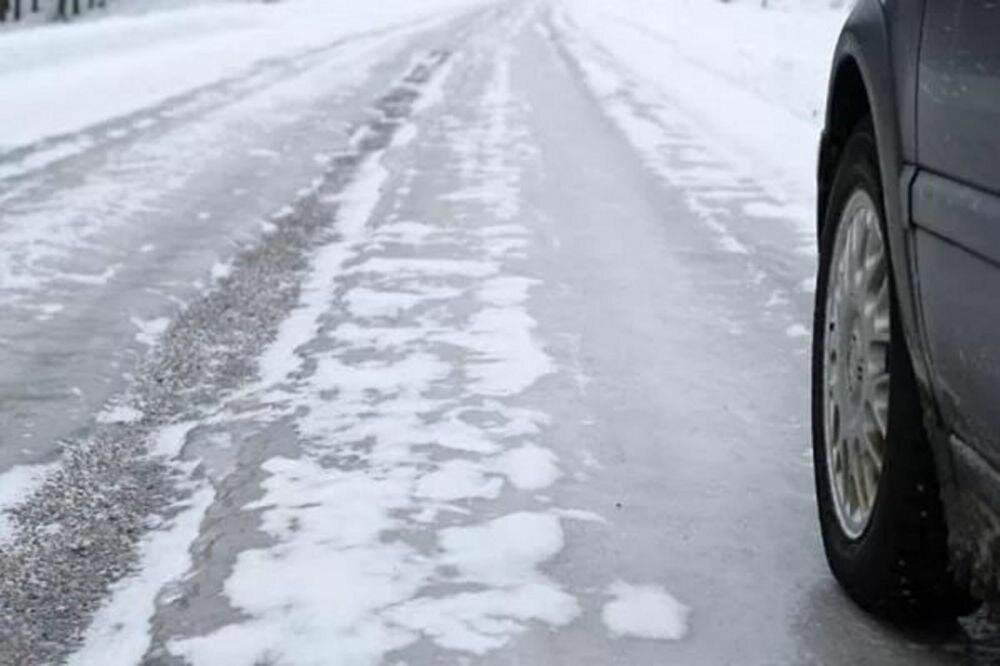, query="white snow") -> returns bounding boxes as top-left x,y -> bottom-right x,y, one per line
386,513 -> 579,654
169,18 -> 580,662
130,315 -> 170,347
490,443 -> 560,491
0,20 -> 439,312
254,156 -> 391,390
786,323 -> 811,338
554,0 -> 847,246
602,580 -> 690,641
558,0 -> 846,220
150,421 -> 196,460
0,463 -> 57,544
209,261 -> 232,282
0,0 -> 488,153
95,403 -> 144,424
